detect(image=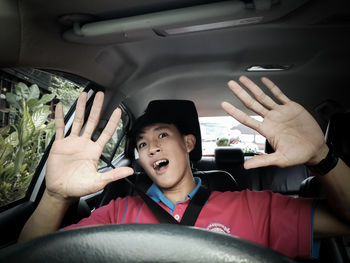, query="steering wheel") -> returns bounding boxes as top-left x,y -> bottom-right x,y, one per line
1,224 -> 296,262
